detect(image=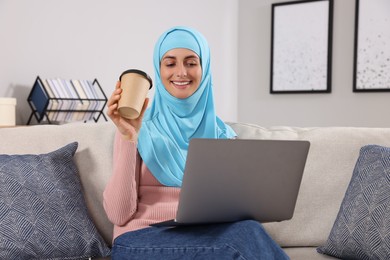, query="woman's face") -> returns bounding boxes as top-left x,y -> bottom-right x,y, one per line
160,48 -> 202,99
